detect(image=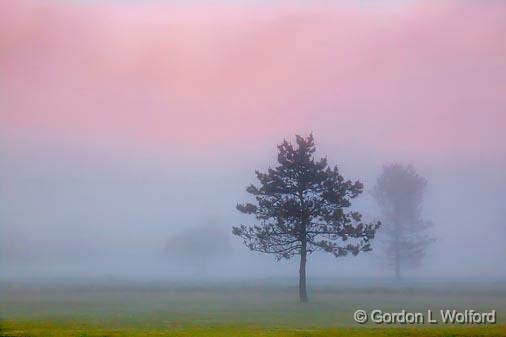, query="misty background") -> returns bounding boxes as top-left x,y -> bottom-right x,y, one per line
1,141 -> 505,282
1,0 -> 505,283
